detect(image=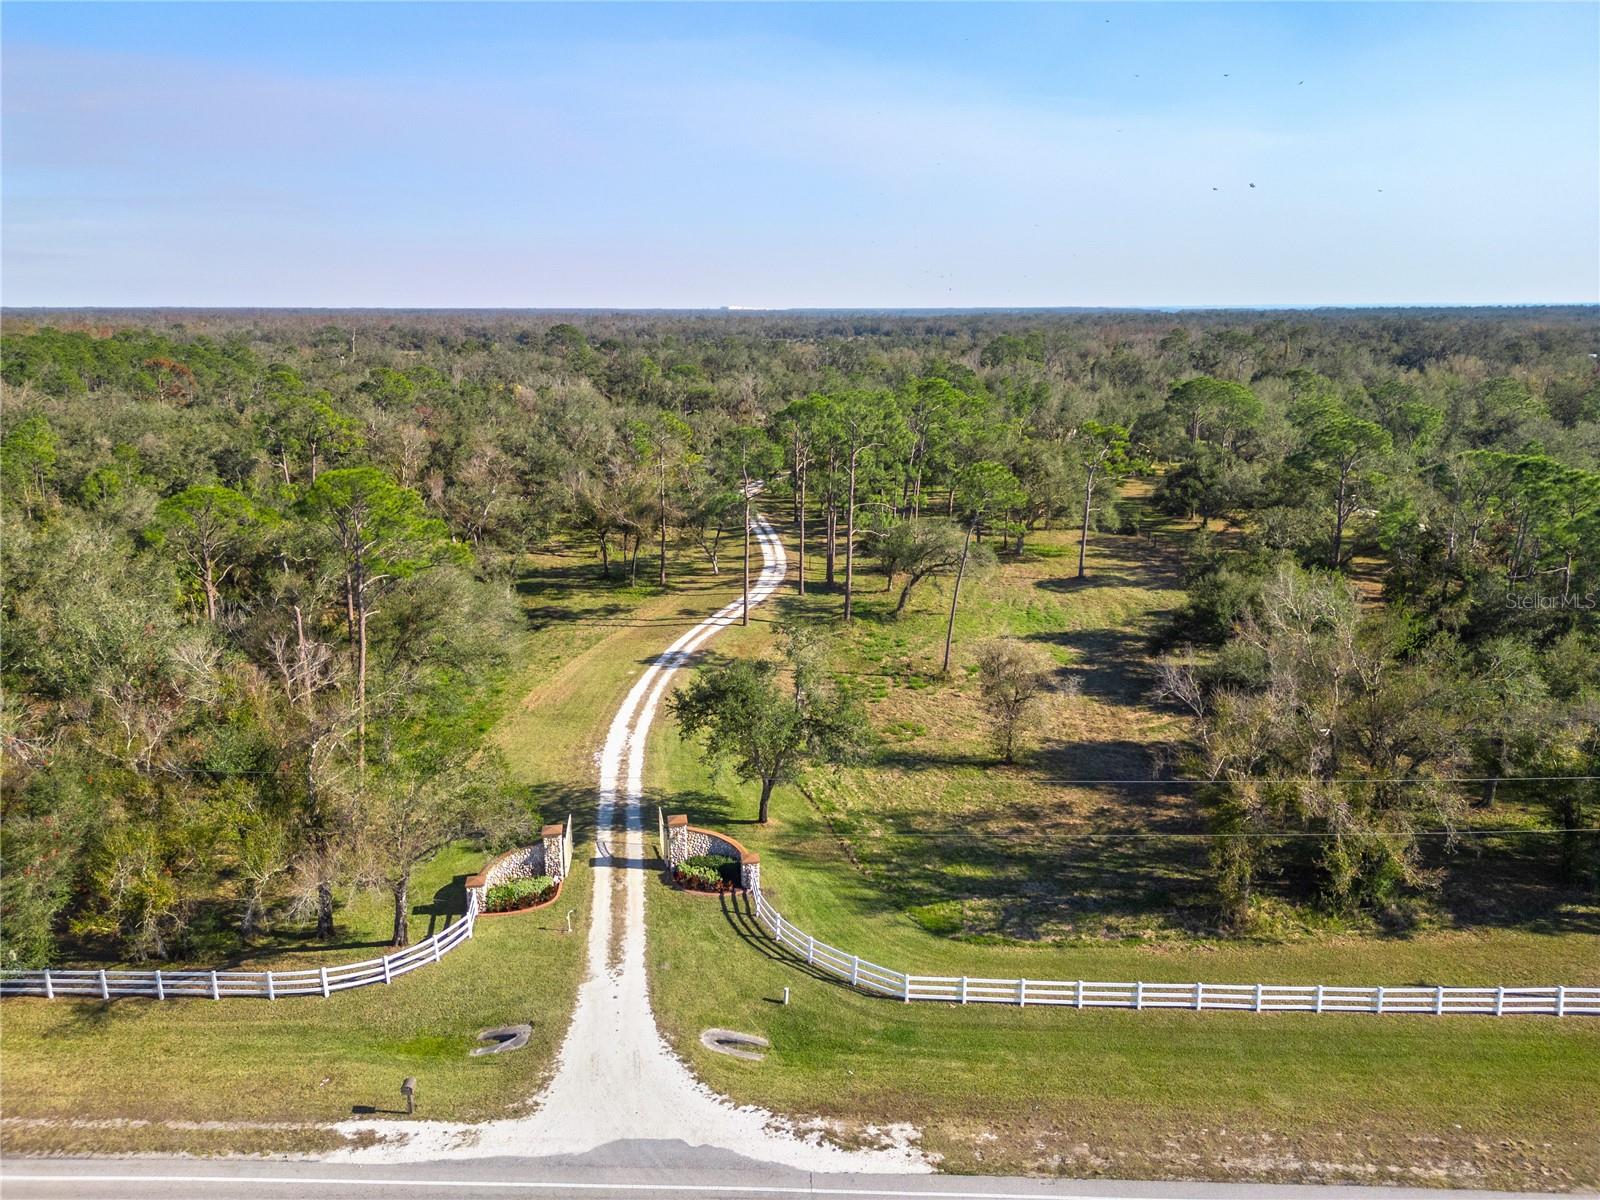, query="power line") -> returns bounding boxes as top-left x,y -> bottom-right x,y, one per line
1032,827 -> 1600,841
1030,780 -> 1593,790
